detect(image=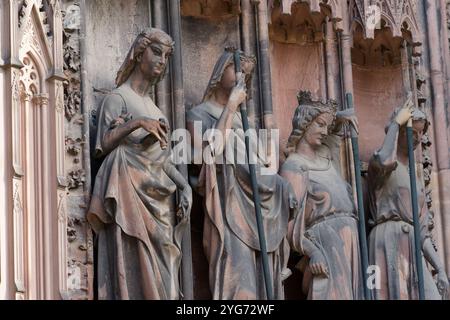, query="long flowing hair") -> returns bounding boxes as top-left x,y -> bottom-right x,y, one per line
115,28 -> 175,87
